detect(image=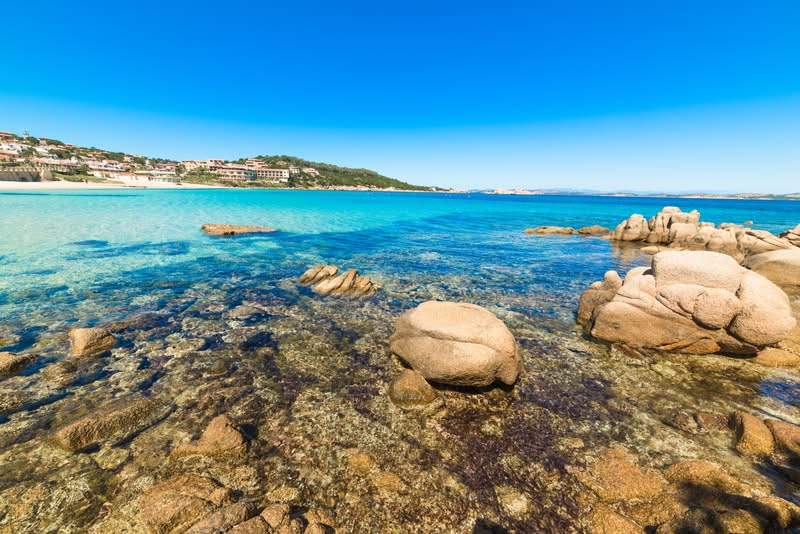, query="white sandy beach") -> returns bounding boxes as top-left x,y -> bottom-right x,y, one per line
0,180 -> 223,191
